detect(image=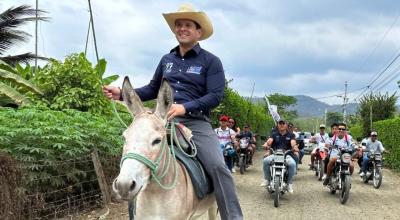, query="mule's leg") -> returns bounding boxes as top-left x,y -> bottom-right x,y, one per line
177,118 -> 243,220
207,202 -> 219,220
